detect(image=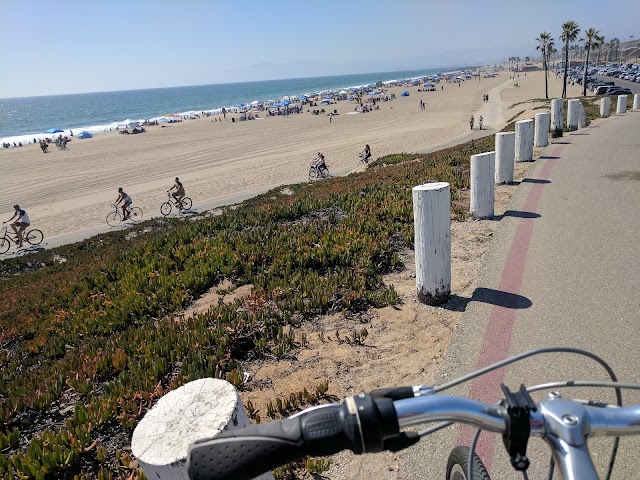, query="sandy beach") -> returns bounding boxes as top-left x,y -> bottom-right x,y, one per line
0,70 -> 586,242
